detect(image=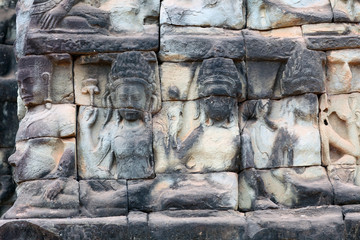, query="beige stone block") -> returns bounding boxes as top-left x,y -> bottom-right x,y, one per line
154,99 -> 240,174
326,49 -> 360,95
319,93 -> 360,166
160,0 -> 245,29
